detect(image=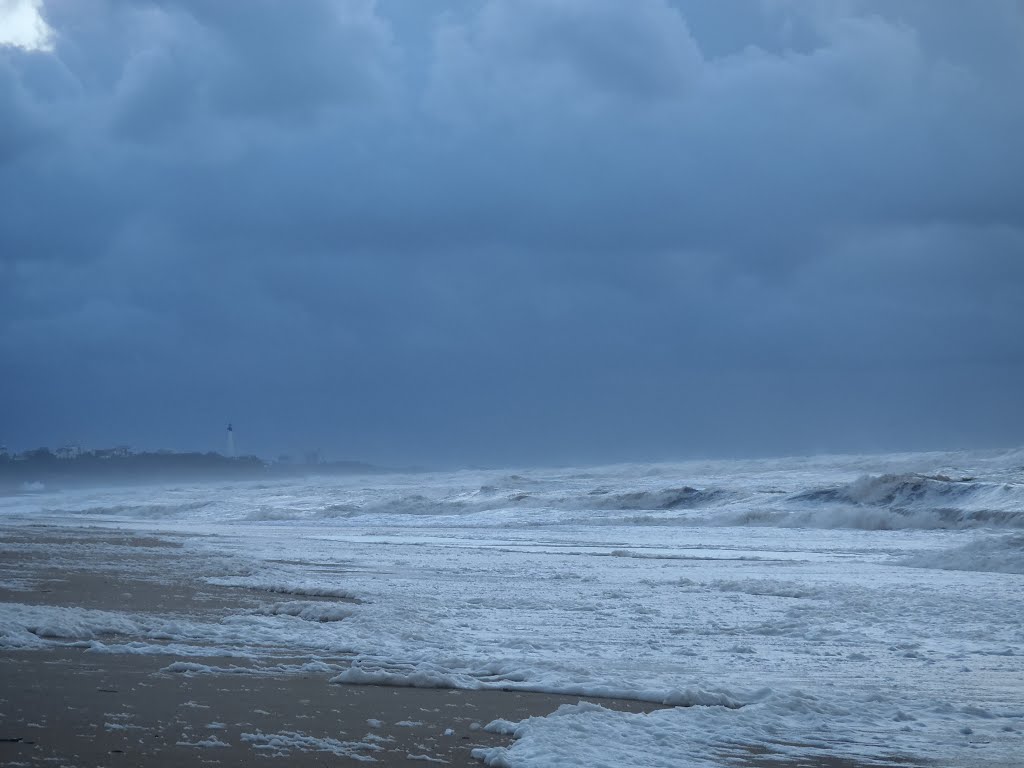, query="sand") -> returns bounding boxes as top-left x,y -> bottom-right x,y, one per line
0,648 -> 671,767
0,525 -> 922,768
0,525 -> 664,767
